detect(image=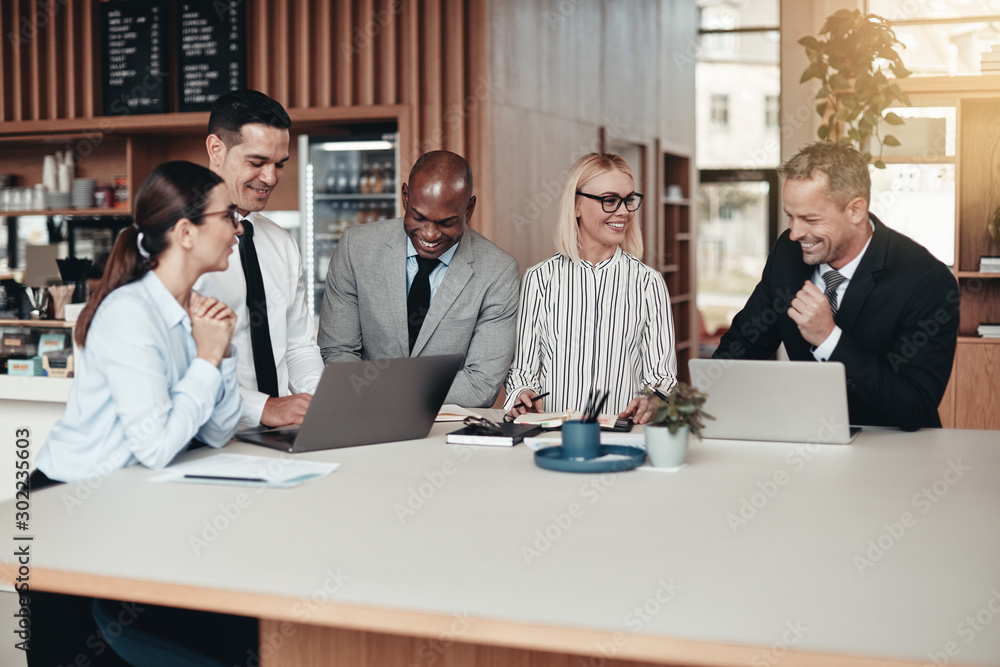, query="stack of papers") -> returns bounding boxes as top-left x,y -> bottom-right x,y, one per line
979,256 -> 1000,273
514,411 -> 625,430
435,404 -> 481,422
978,323 -> 1000,338
149,453 -> 340,487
